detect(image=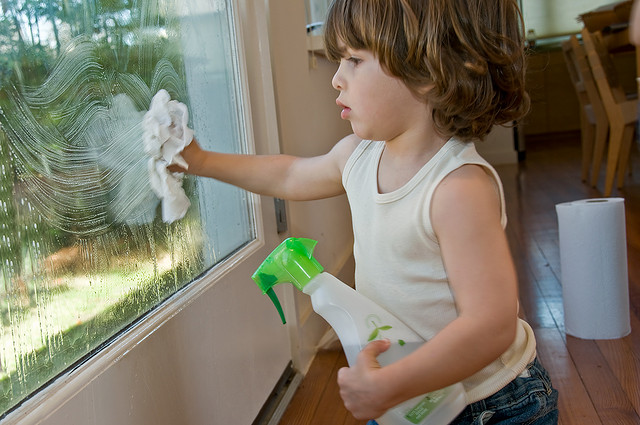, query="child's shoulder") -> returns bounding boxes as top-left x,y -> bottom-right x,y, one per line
336,133 -> 364,153
331,133 -> 364,172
